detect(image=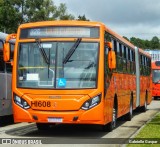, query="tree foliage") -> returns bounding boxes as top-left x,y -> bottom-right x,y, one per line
123,36 -> 160,50
77,15 -> 90,21
0,0 -> 90,33
0,0 -> 21,33
56,3 -> 75,20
